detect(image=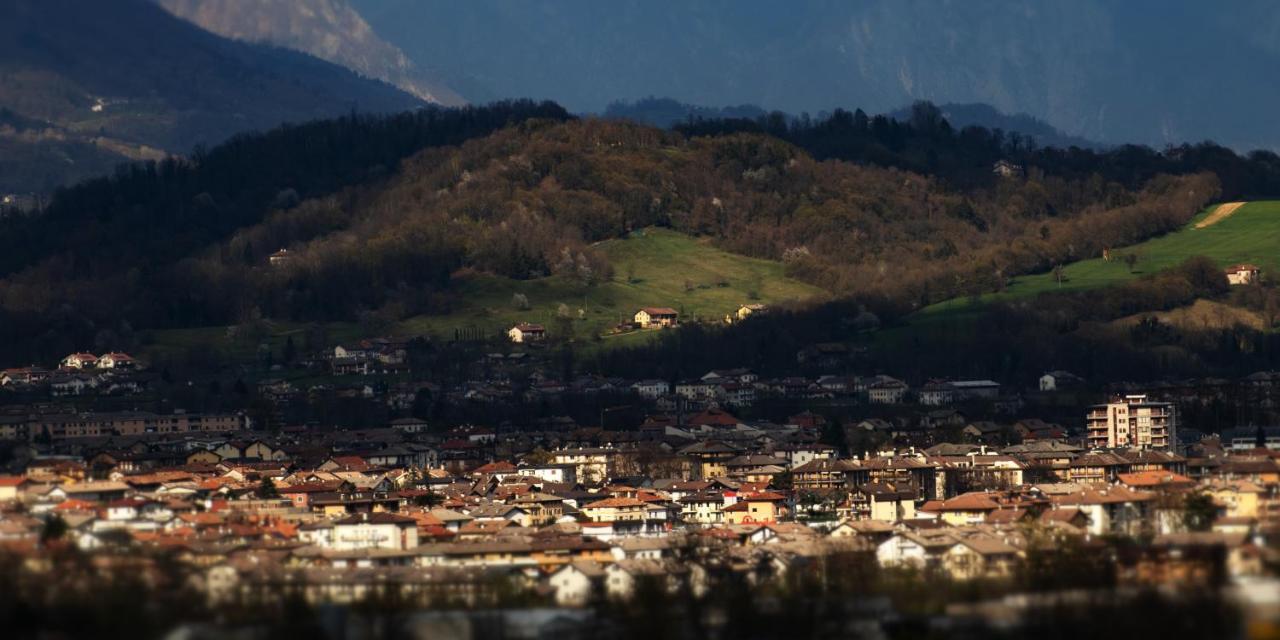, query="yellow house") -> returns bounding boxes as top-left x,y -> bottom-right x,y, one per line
919,492 -> 1002,526
0,476 -> 30,502
186,450 -> 221,465
724,492 -> 787,525
635,307 -> 679,329
581,496 -> 648,522
727,304 -> 767,323
1206,480 -> 1264,519
852,482 -> 918,522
